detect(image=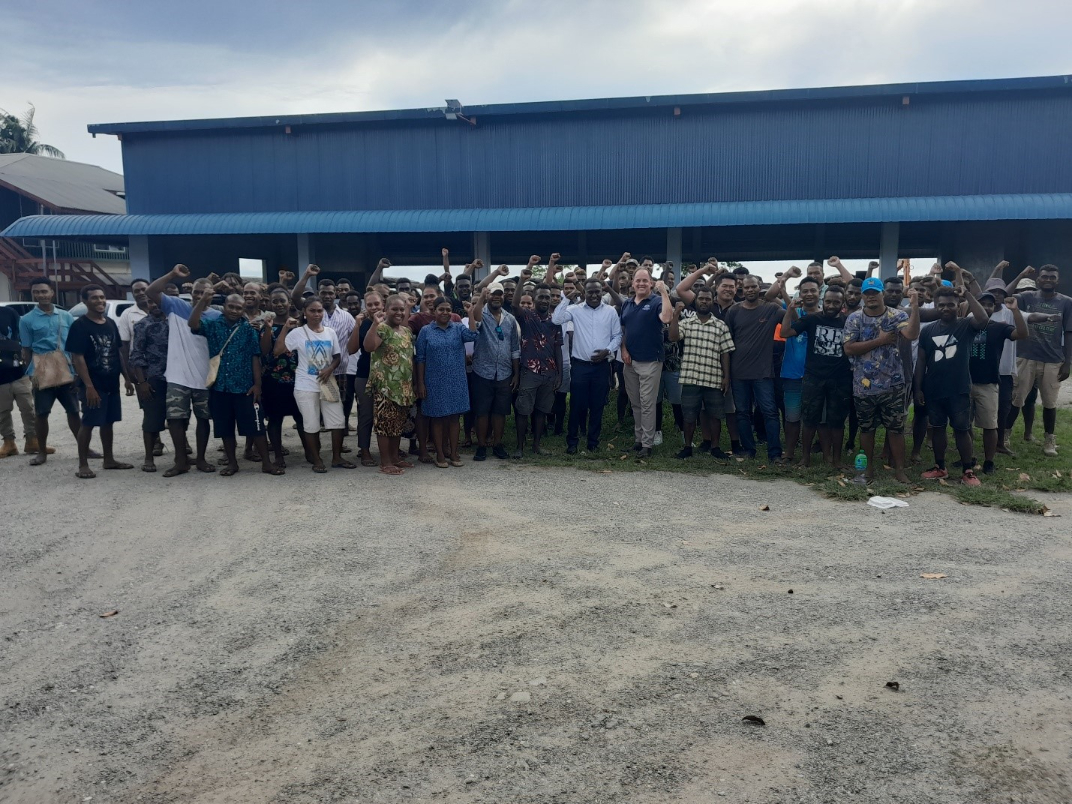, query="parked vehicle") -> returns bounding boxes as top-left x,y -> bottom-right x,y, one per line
67,299 -> 136,325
